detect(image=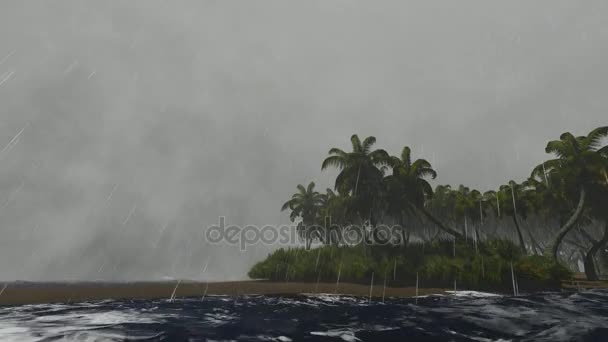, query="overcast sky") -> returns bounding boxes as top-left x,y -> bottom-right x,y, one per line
0,1 -> 606,281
